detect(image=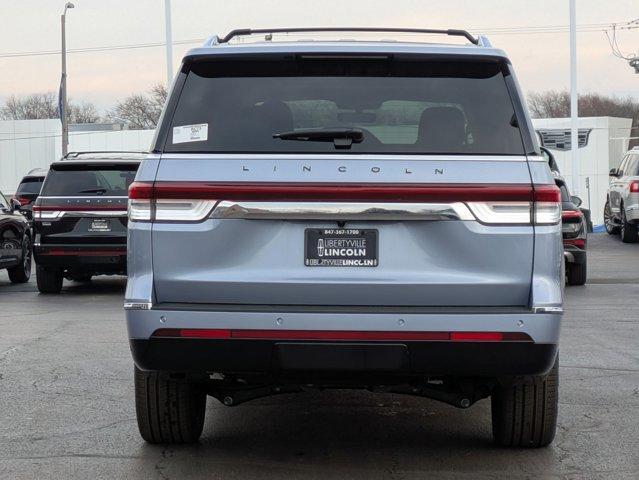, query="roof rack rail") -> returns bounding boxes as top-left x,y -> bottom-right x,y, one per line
215,27 -> 480,46
62,150 -> 148,159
